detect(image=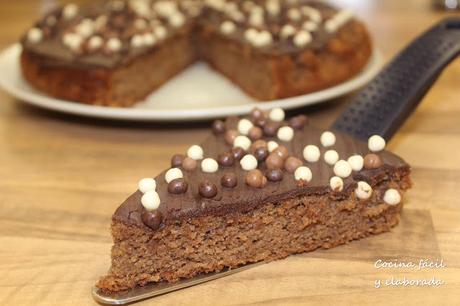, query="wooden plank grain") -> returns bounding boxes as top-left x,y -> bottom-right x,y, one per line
0,0 -> 459,305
